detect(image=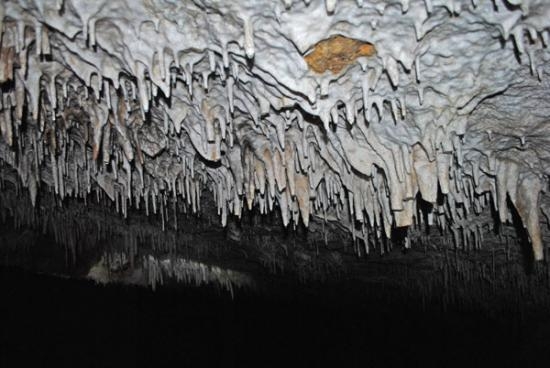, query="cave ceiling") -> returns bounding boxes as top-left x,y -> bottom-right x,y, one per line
1,0 -> 550,301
